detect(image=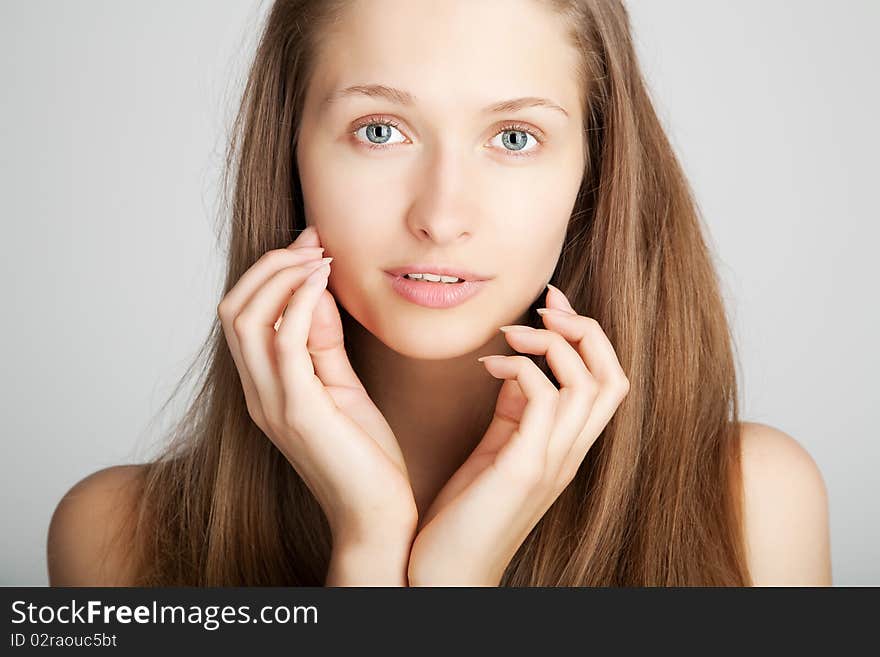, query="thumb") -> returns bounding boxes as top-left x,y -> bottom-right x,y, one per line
306,286 -> 368,394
